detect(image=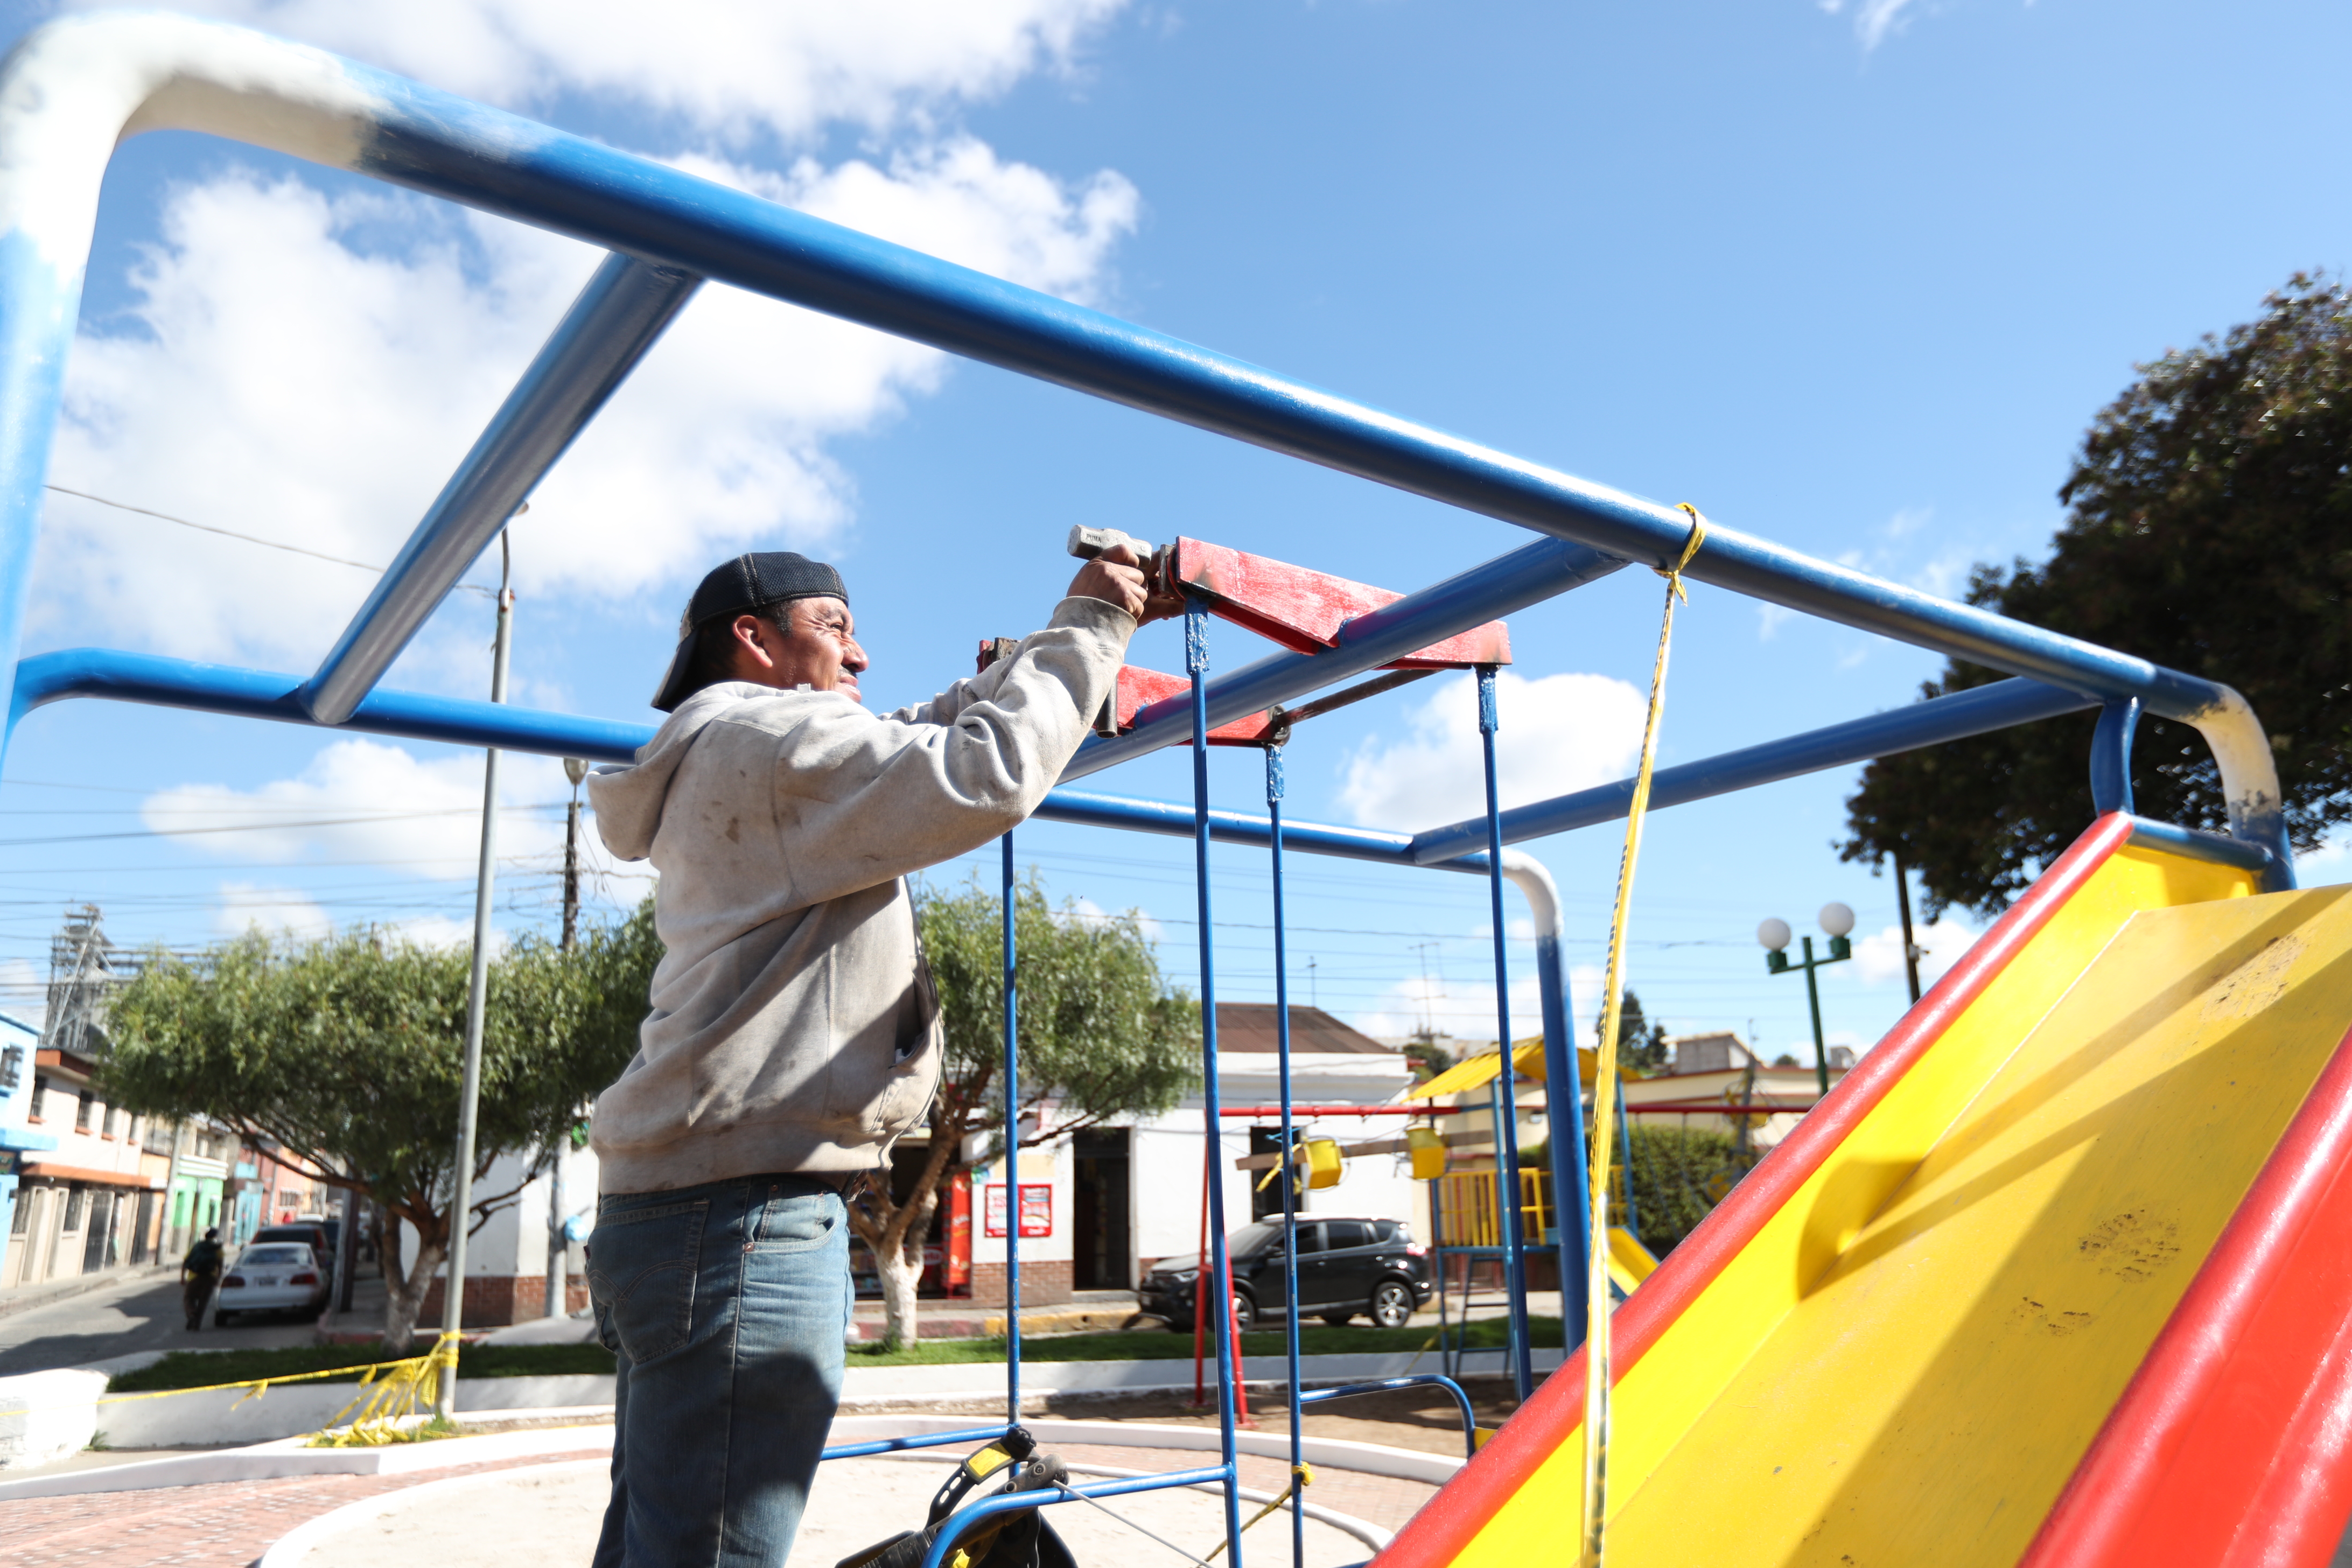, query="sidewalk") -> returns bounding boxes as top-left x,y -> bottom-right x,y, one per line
0,1265 -> 171,1323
